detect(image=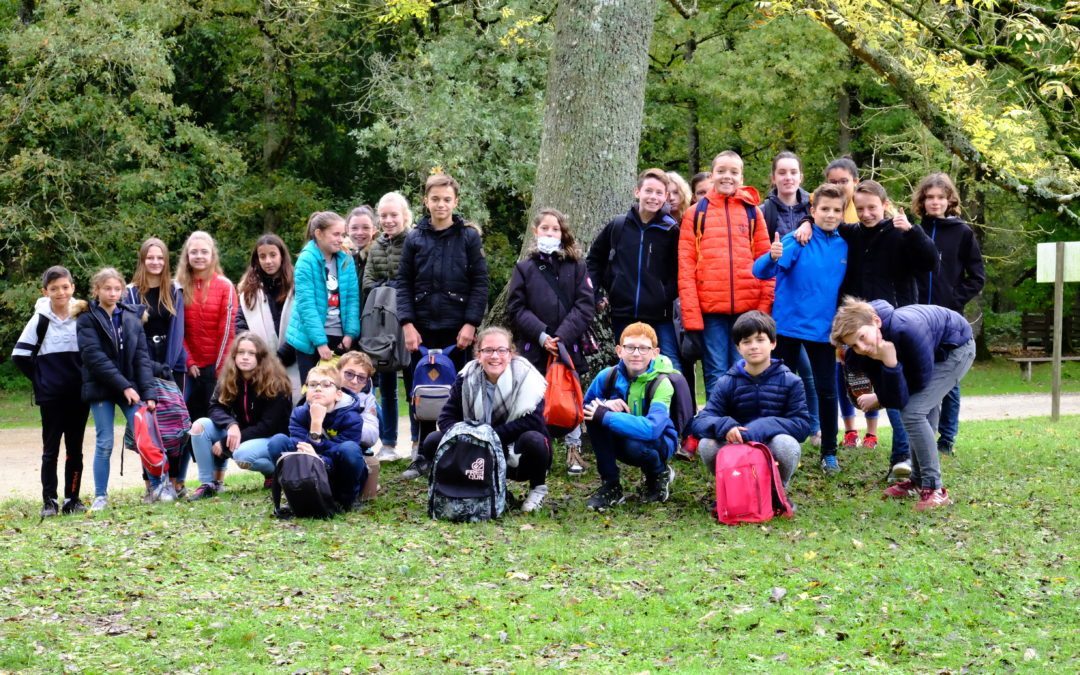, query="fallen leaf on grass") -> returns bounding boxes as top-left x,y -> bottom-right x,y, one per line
506,571 -> 532,581
769,587 -> 787,603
